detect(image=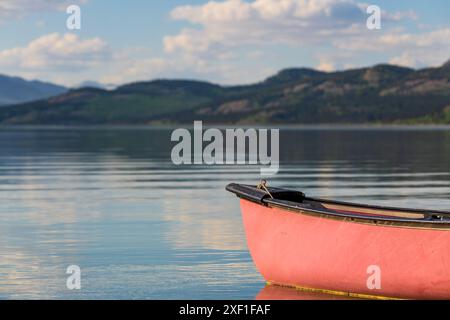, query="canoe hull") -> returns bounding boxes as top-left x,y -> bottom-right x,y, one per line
241,199 -> 450,299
